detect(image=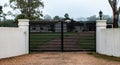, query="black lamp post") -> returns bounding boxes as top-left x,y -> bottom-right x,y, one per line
99,10 -> 103,20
